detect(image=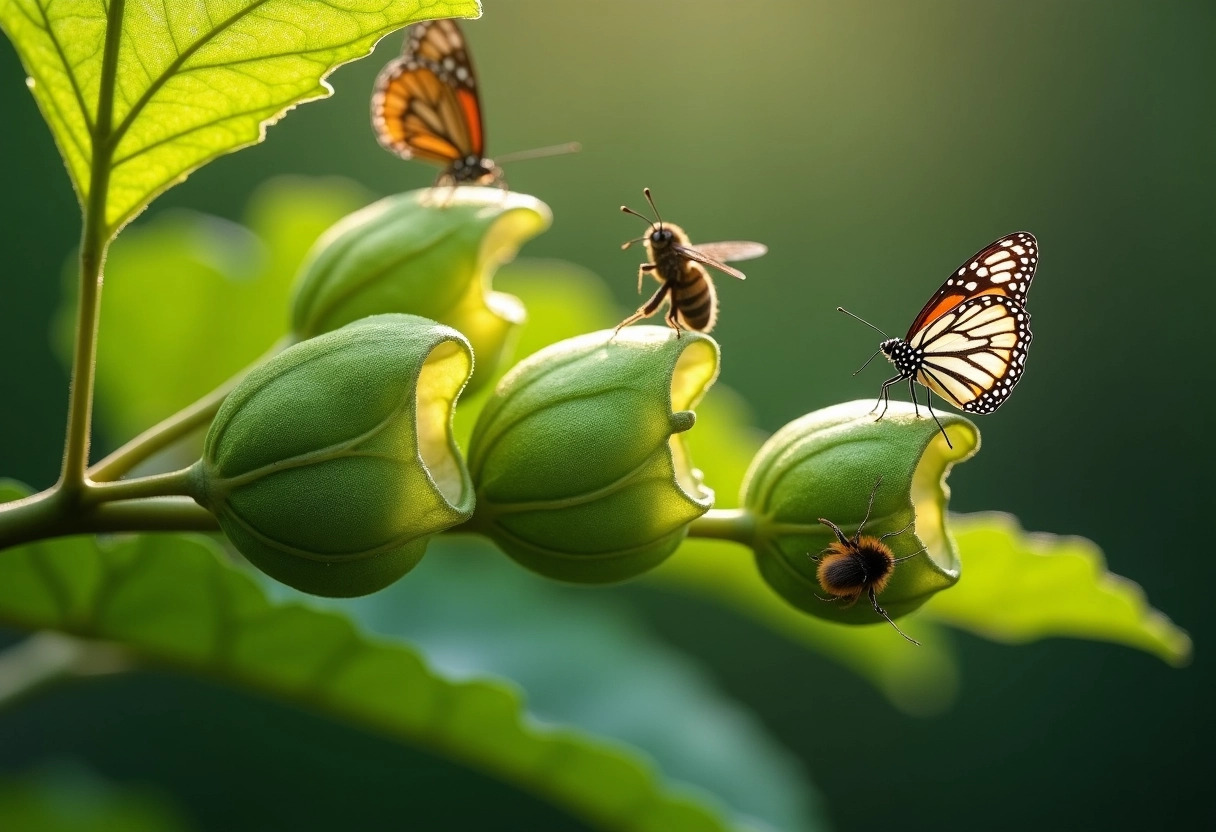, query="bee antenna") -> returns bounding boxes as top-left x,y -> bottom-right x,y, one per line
642,187 -> 663,231
837,307 -> 889,338
621,204 -> 655,226
620,235 -> 646,250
